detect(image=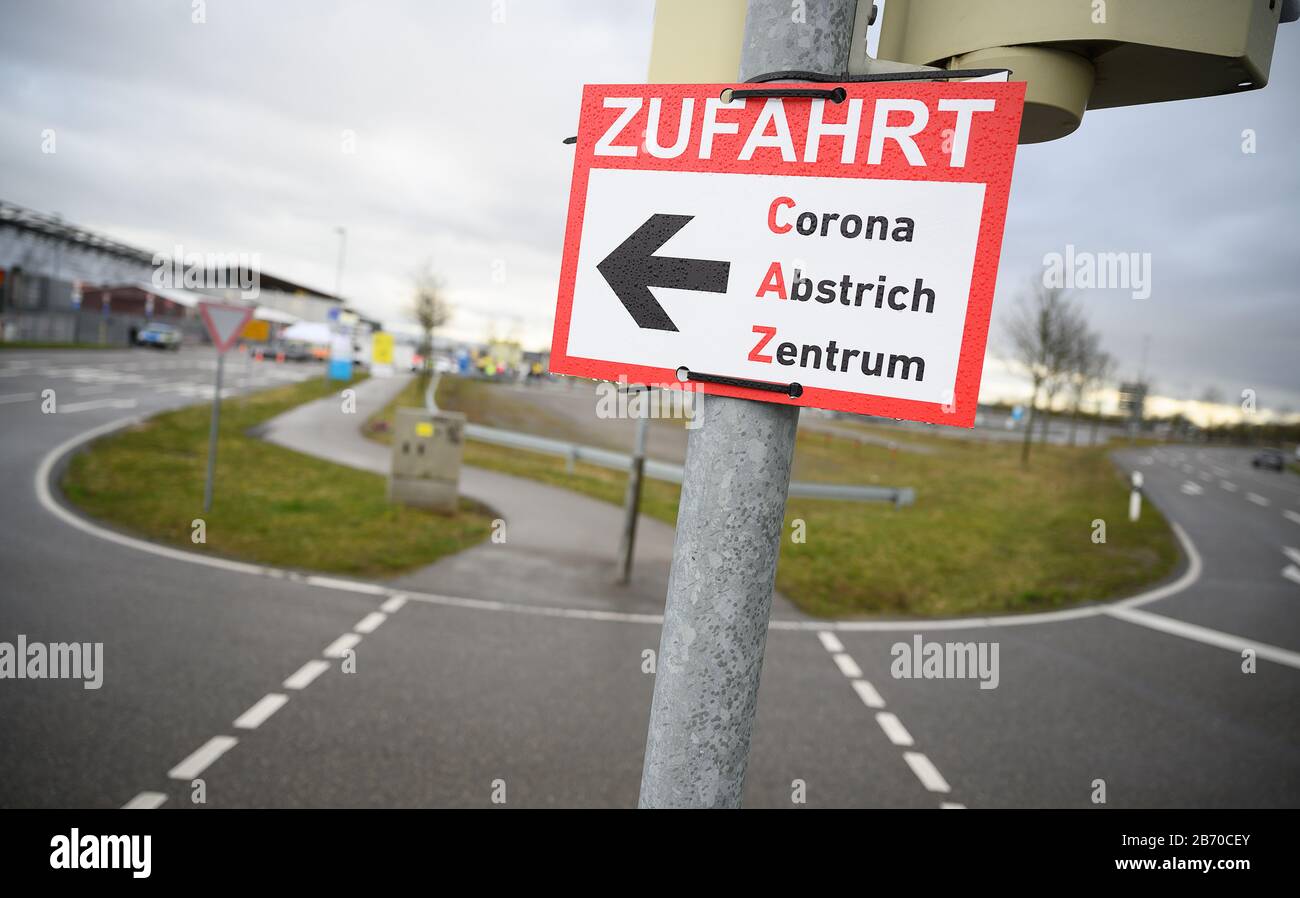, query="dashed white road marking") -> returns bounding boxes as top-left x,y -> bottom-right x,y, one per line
233,693 -> 289,730
940,802 -> 966,809
1284,548 -> 1300,567
876,712 -> 915,747
851,679 -> 886,709
168,735 -> 238,780
1283,566 -> 1300,587
74,384 -> 116,395
283,659 -> 330,690
323,633 -> 362,658
121,791 -> 168,809
354,612 -> 387,634
1197,471 -> 1212,482
832,653 -> 863,679
817,631 -> 845,653
1220,481 -> 1238,492
1247,492 -> 1270,507
1180,481 -> 1203,496
380,594 -> 408,614
0,391 -> 36,404
903,752 -> 951,793
1284,510 -> 1300,526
